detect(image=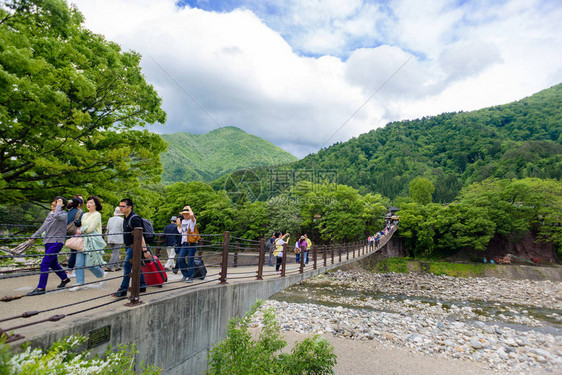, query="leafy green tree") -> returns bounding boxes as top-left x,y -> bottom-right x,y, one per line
266,193 -> 302,237
398,178 -> 561,257
0,0 -> 167,204
231,200 -> 269,240
295,182 -> 387,243
459,178 -> 562,252
409,177 -> 434,205
153,182 -> 235,234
